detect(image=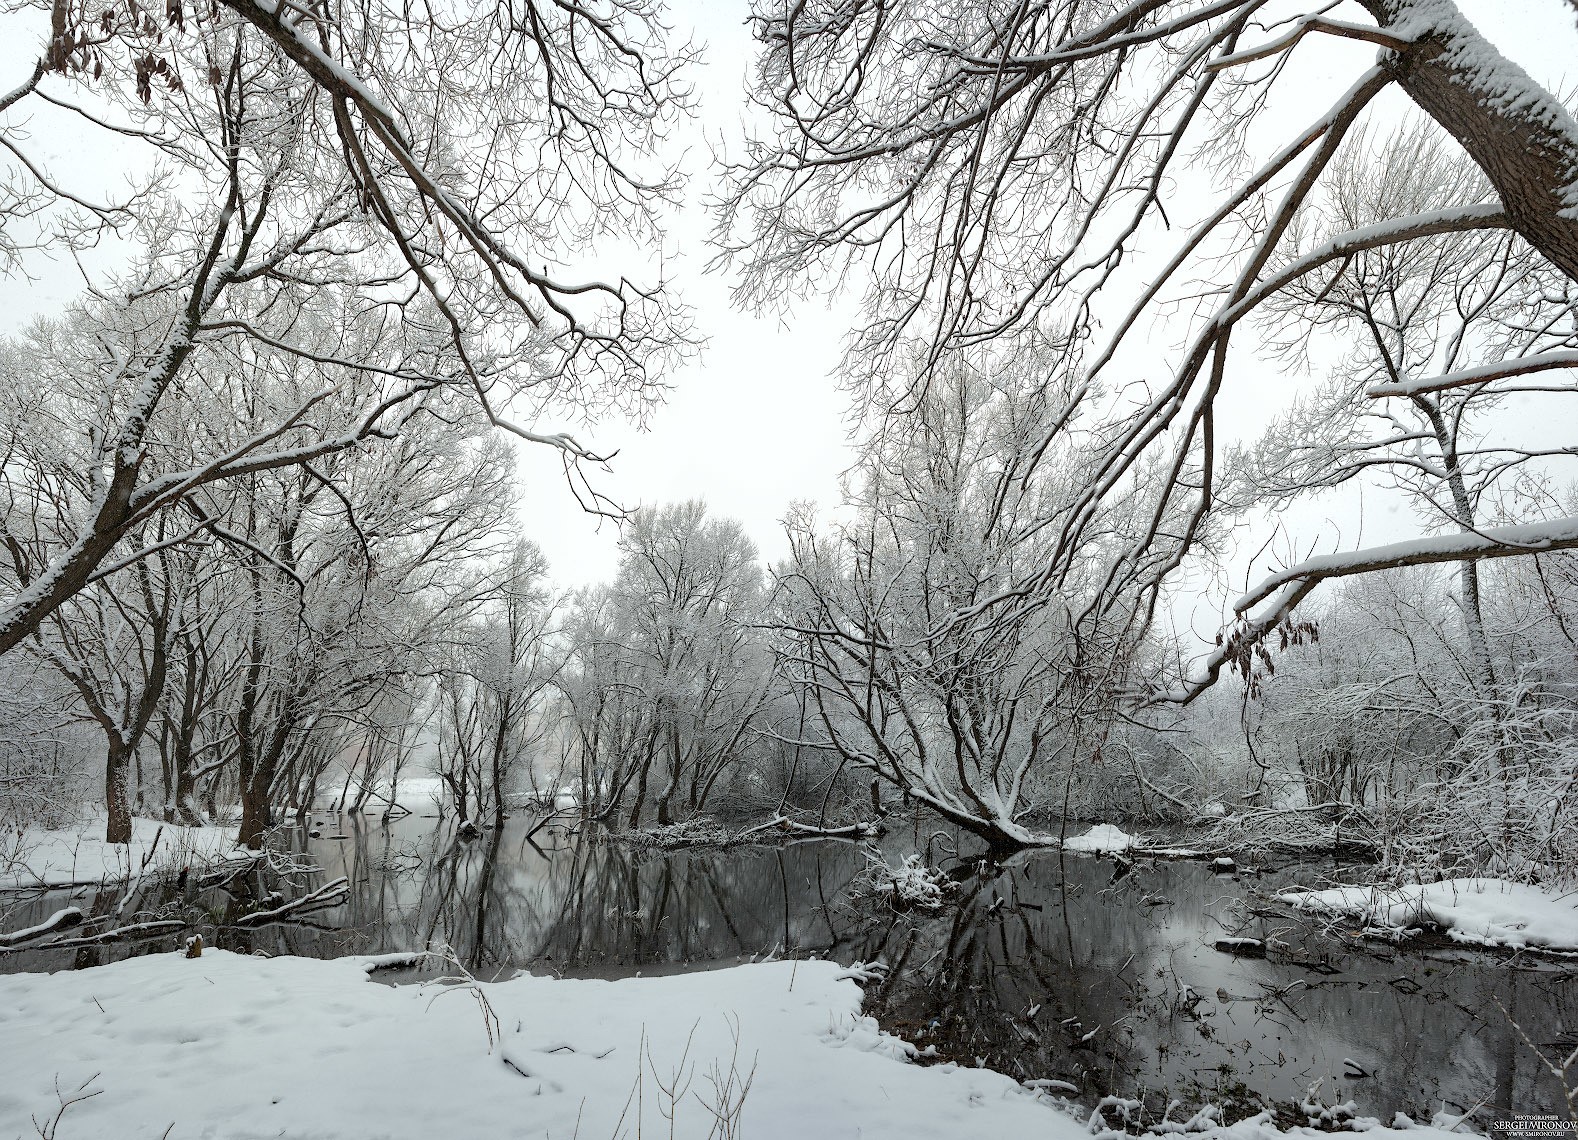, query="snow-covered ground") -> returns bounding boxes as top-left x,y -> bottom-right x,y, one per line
0,950 -> 1062,1139
0,816 -> 241,890
323,775 -> 447,813
0,949 -> 1479,1140
321,775 -> 577,815
1063,824 -> 1141,853
1279,877 -> 1578,952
